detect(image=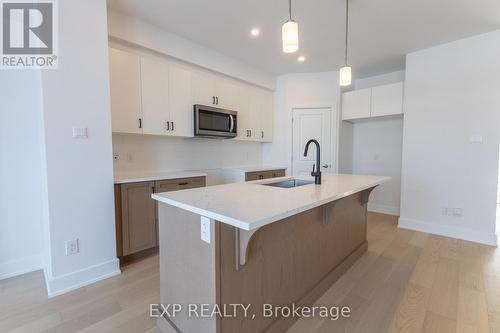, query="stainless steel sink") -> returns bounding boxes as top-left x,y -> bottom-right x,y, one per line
261,179 -> 315,188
